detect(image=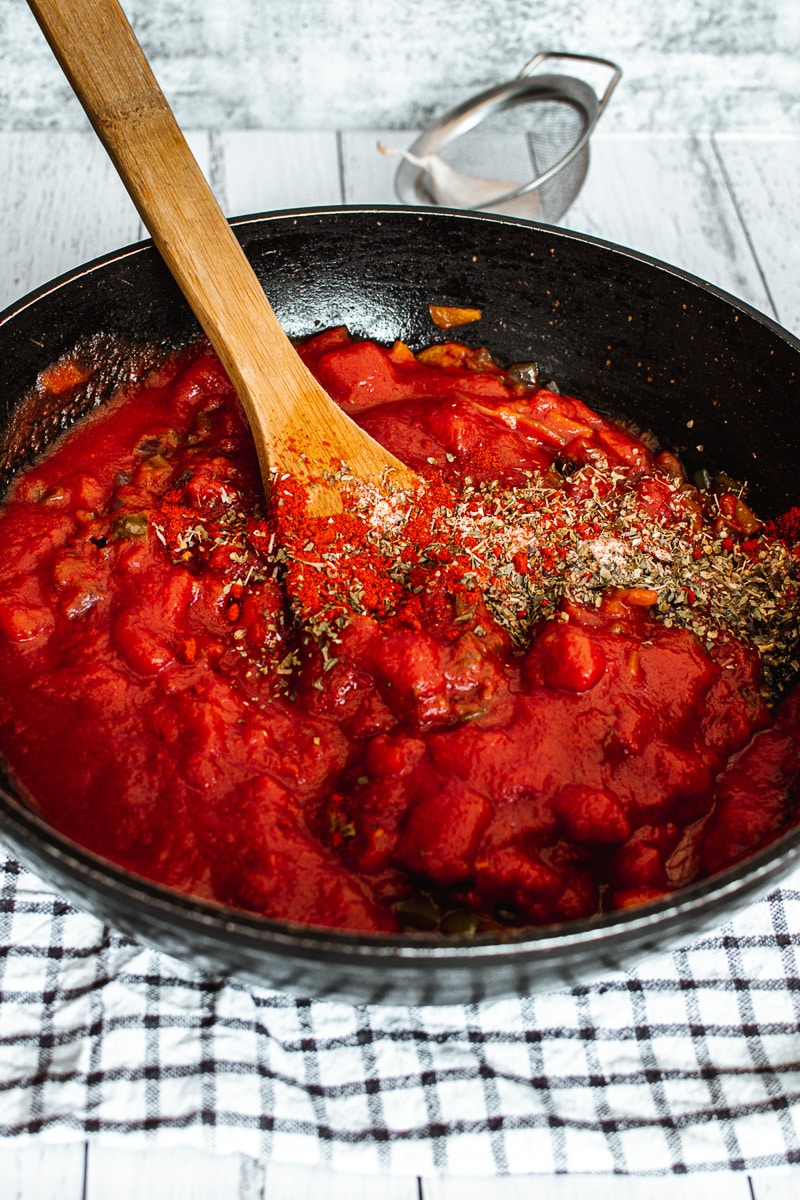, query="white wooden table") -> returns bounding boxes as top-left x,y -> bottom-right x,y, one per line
0,126 -> 799,1198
